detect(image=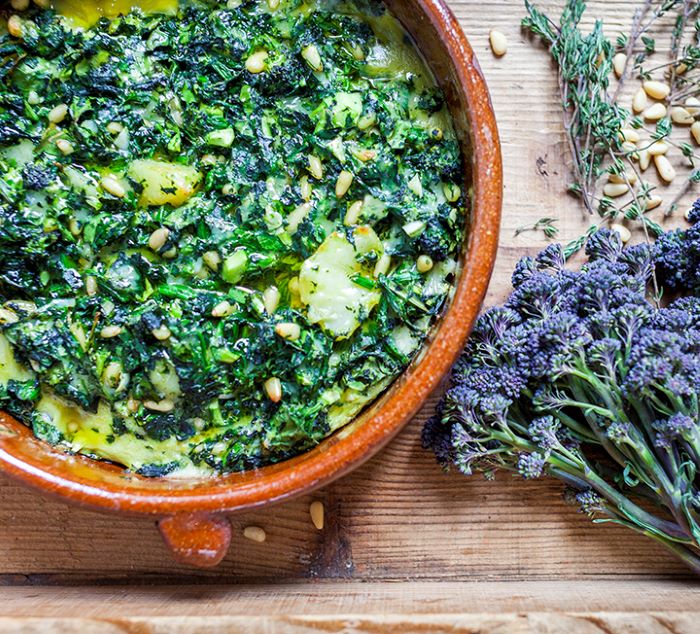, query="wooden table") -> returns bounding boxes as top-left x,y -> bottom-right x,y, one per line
2,1 -> 700,630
